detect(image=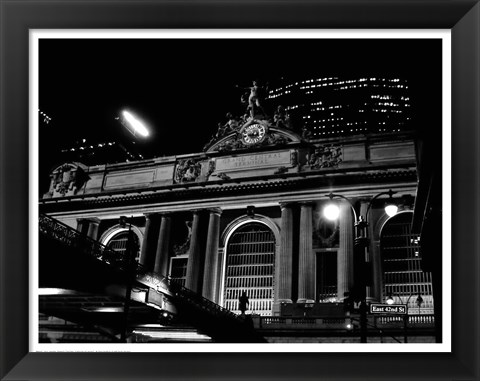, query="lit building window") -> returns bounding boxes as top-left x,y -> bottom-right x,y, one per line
105,230 -> 141,264
381,212 -> 434,313
223,223 -> 276,316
